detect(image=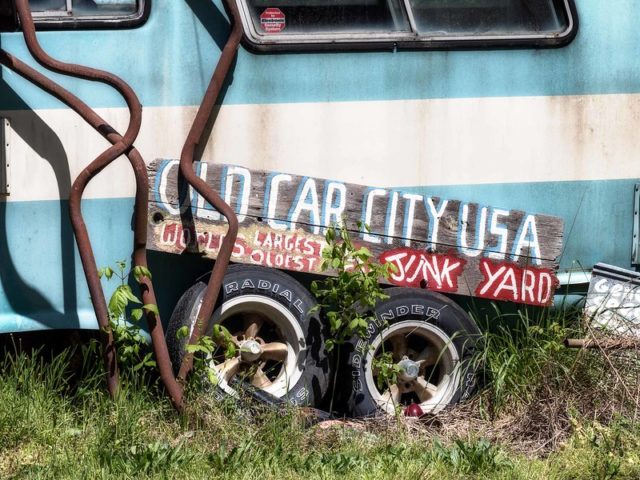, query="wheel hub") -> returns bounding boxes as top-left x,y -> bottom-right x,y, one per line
397,357 -> 420,382
239,339 -> 263,362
